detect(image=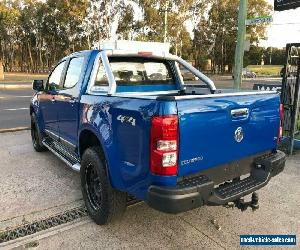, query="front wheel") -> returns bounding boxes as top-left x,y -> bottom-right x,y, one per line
31,113 -> 47,152
80,146 -> 127,225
